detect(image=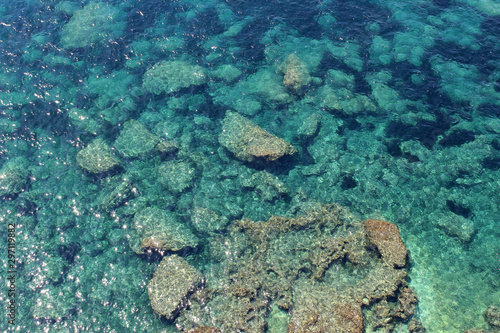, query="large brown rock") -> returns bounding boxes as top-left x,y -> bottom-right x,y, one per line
219,111 -> 297,162
148,255 -> 203,319
363,219 -> 407,267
